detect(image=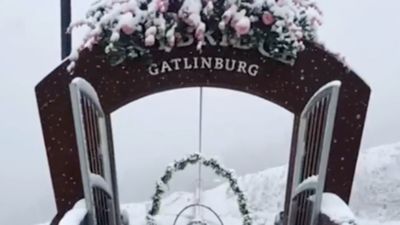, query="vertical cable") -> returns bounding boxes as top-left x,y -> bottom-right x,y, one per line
87,102 -> 101,225
302,102 -> 321,225
61,0 -> 72,59
83,97 -> 100,224
198,87 -> 203,154
306,102 -> 316,179
302,104 -> 318,180
311,97 -> 326,176
296,107 -> 316,225
91,105 -> 106,225
295,110 -> 310,225
82,98 -> 92,171
196,87 -> 204,219
315,96 -> 330,174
